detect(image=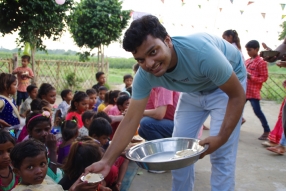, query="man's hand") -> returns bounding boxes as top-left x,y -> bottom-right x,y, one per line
85,160 -> 112,178
199,136 -> 226,159
276,61 -> 286,68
